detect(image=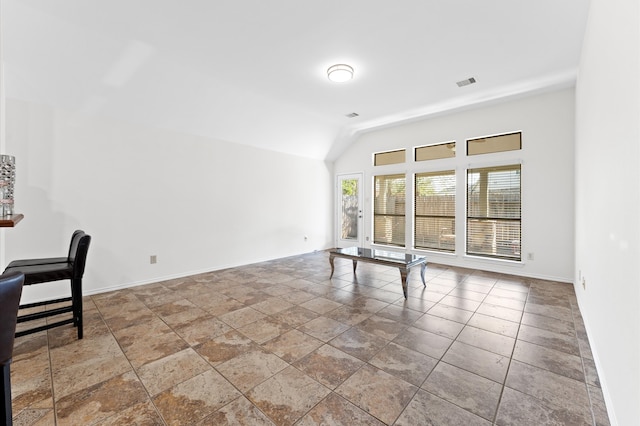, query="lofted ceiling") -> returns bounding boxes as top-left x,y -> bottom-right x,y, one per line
2,0 -> 590,160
